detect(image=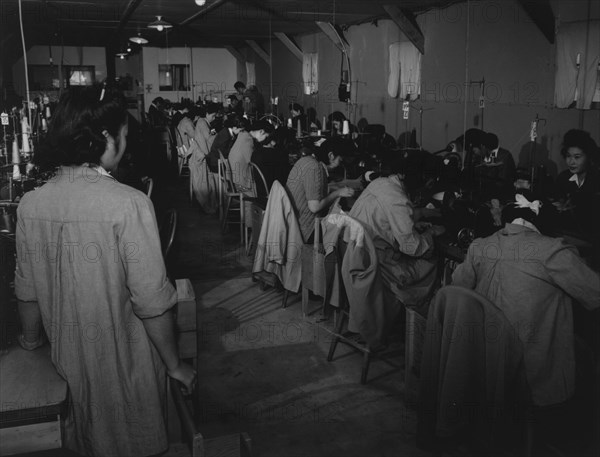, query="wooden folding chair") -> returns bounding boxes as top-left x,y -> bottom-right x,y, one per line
245,162 -> 270,256
142,176 -> 154,198
169,379 -> 253,457
218,153 -> 244,245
